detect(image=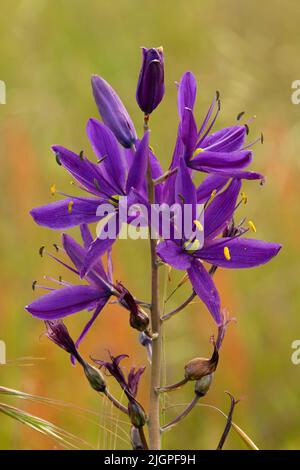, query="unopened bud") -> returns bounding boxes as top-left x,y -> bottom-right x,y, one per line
194,373 -> 213,397
136,47 -> 165,115
128,399 -> 147,428
130,426 -> 144,450
83,363 -> 106,393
